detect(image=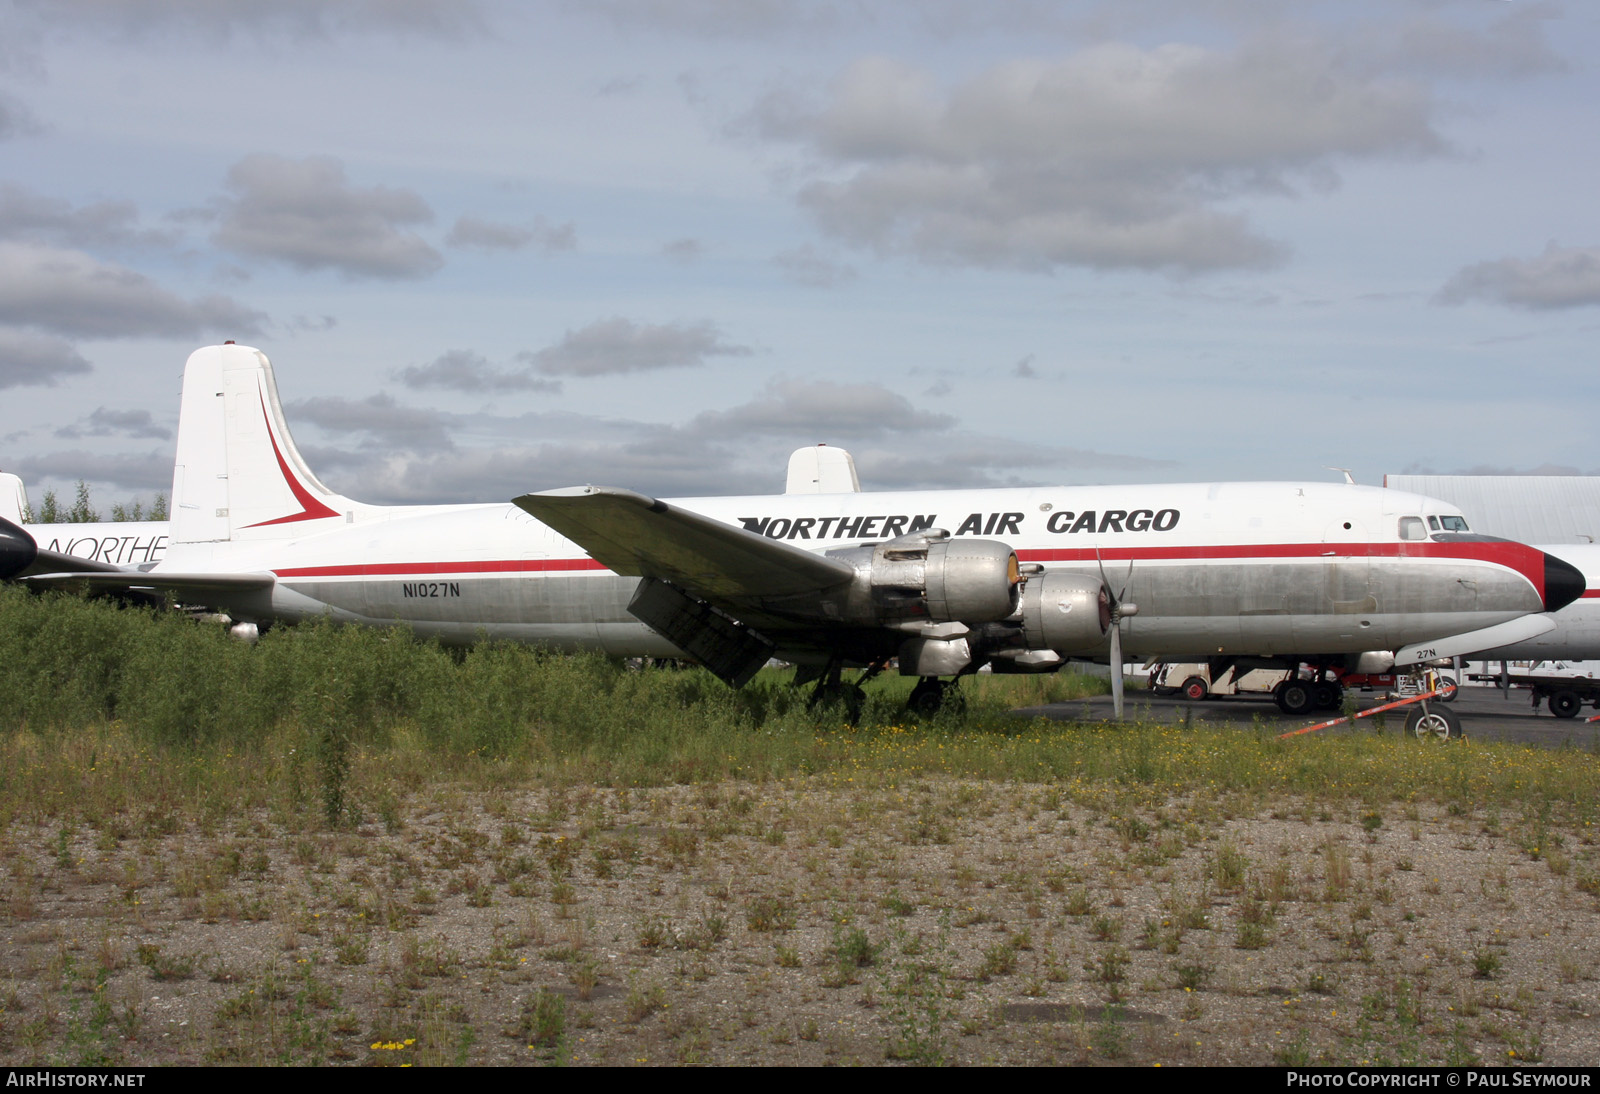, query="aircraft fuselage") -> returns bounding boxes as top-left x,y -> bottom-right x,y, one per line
157,479 -> 1561,663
